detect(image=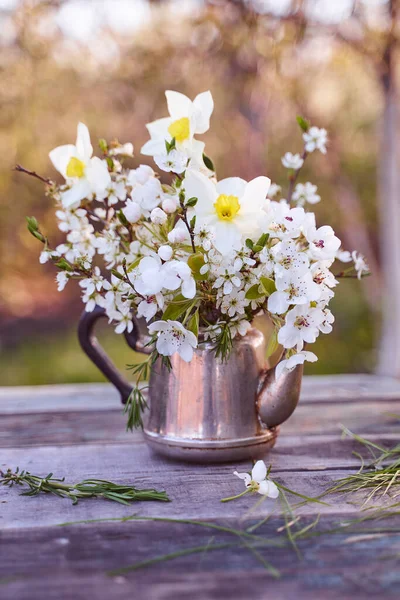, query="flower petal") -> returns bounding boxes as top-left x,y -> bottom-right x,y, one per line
212,221 -> 241,255
178,342 -> 194,362
165,90 -> 192,119
49,144 -> 77,179
234,471 -> 251,486
241,176 -> 271,210
192,90 -> 214,134
75,122 -> 93,160
251,460 -> 267,483
86,157 -> 111,195
216,177 -> 246,198
185,169 -> 216,214
61,179 -> 91,208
